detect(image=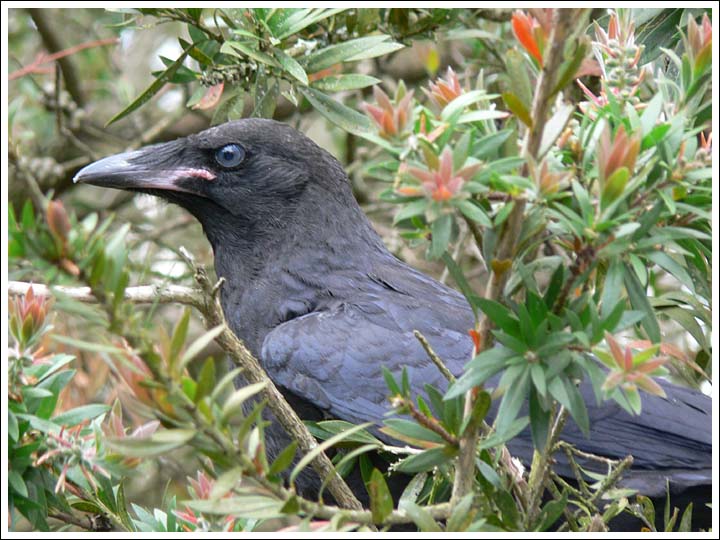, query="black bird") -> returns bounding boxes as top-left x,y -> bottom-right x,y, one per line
74,119 -> 712,529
